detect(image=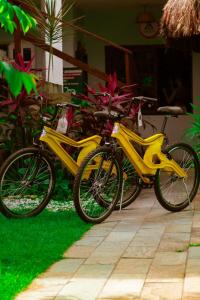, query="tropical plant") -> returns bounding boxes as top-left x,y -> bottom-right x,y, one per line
0,55 -> 41,152
22,0 -> 80,81
0,0 -> 38,96
0,1 -> 39,153
186,97 -> 200,159
0,0 -> 37,34
0,60 -> 38,97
